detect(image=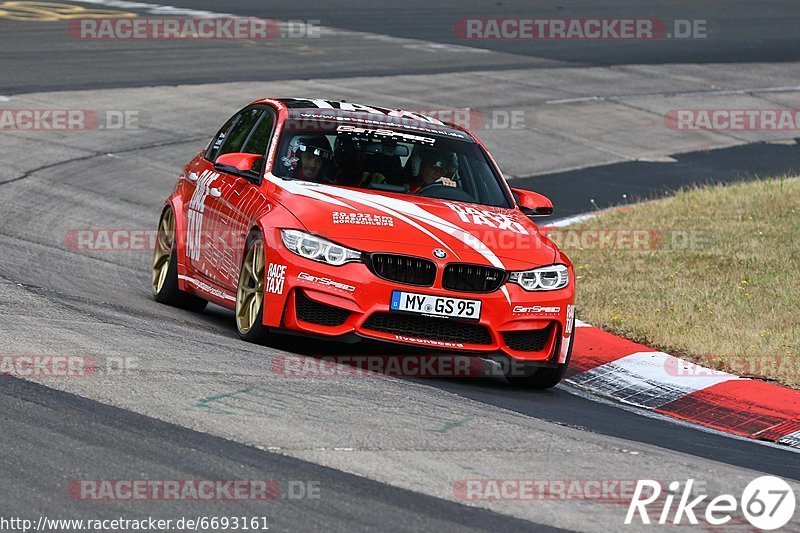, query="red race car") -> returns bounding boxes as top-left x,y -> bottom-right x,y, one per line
152,98 -> 575,388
